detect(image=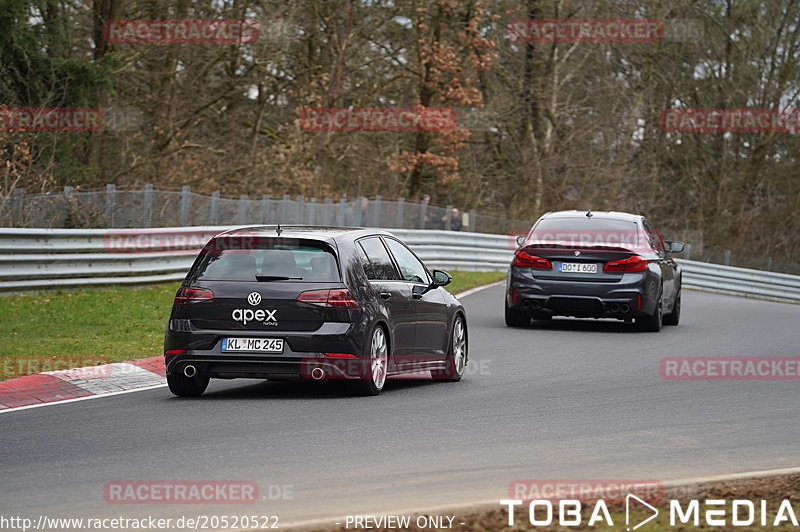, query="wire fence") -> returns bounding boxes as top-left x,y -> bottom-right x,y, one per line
0,184 -> 531,236
1,184 -> 798,275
